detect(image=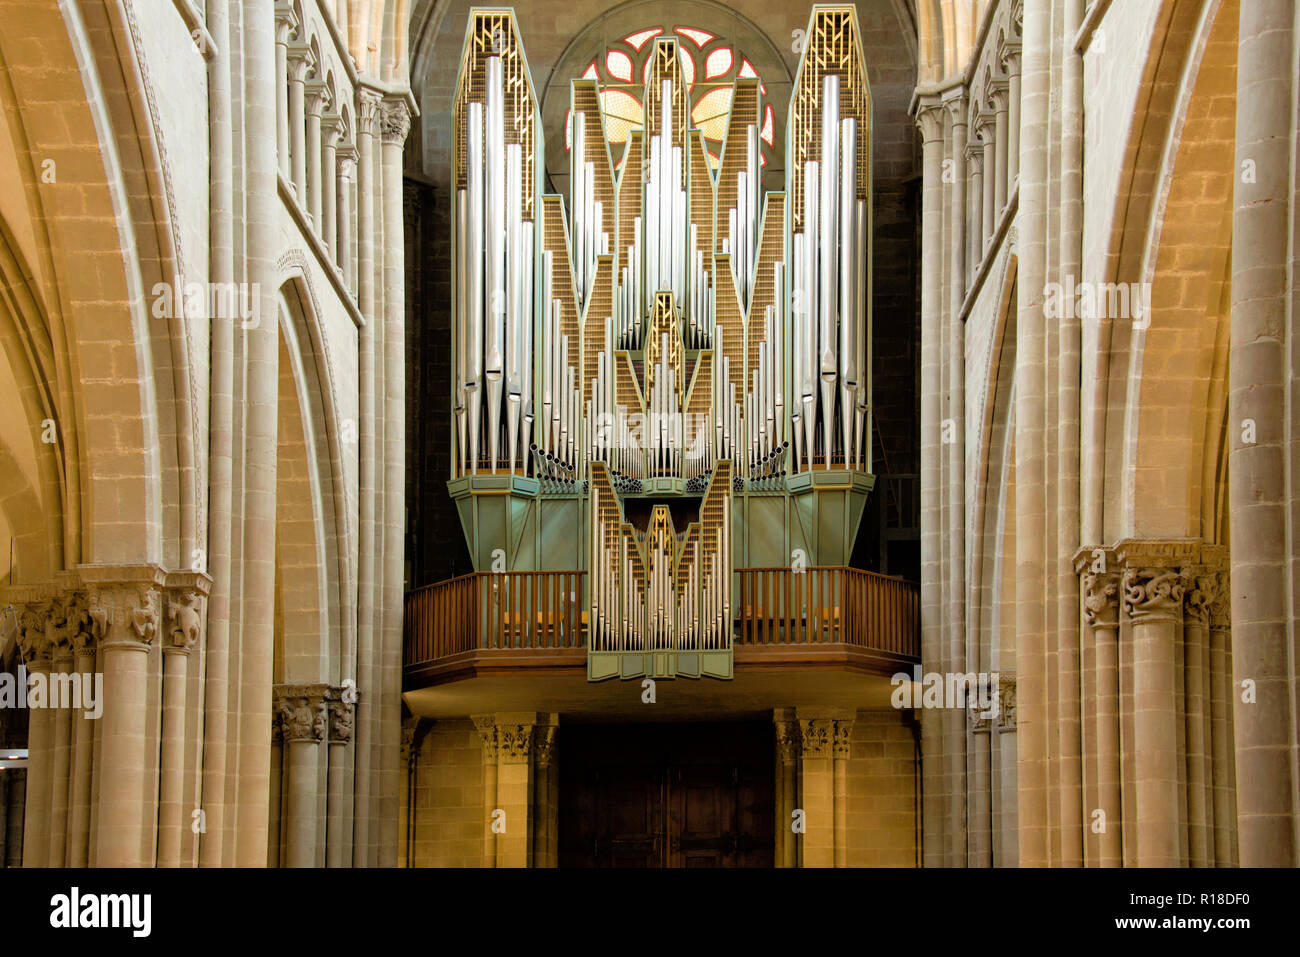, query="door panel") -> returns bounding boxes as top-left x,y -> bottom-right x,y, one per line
559,722 -> 773,868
